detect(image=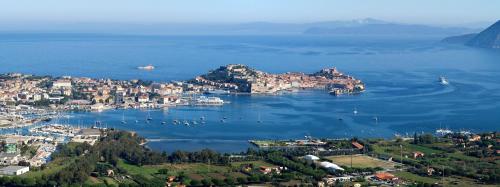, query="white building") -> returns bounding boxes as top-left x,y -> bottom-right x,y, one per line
52,79 -> 72,89
0,166 -> 29,176
304,155 -> 320,164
